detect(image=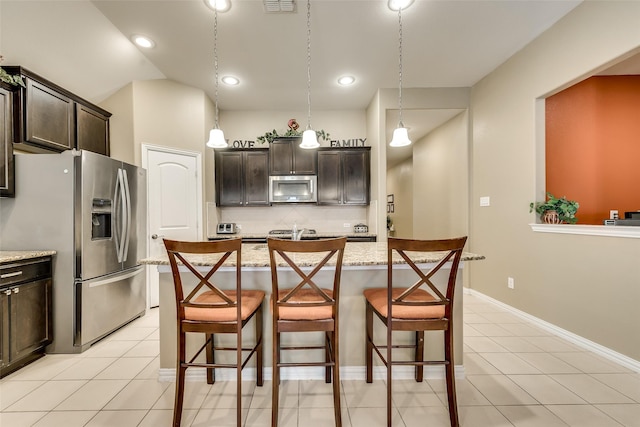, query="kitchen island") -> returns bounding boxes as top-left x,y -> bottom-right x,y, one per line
141,241 -> 484,381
